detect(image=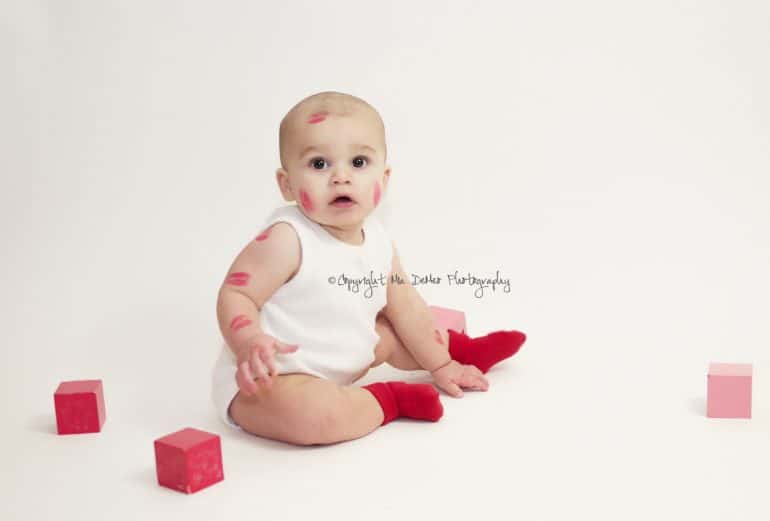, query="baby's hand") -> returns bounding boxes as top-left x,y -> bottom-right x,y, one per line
430,360 -> 489,398
235,332 -> 299,396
